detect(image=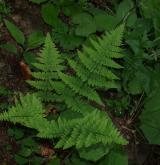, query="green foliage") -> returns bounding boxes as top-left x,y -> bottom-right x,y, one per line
28,25 -> 124,115
52,23 -> 84,50
0,93 -> 46,128
4,19 -> 25,45
27,33 -> 64,102
0,43 -> 18,55
8,129 -> 43,165
2,19 -> 45,66
27,31 -> 45,50
72,13 -> 96,37
0,0 -> 10,21
98,147 -> 128,165
0,86 -> 12,110
140,0 -> 160,37
0,93 -> 127,149
78,144 -> 110,161
0,26 -> 128,162
38,110 -> 127,148
3,0 -> 160,164
107,96 -> 130,117
59,24 -> 124,112
29,0 -> 48,4
140,90 -> 160,144
41,3 -> 60,27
